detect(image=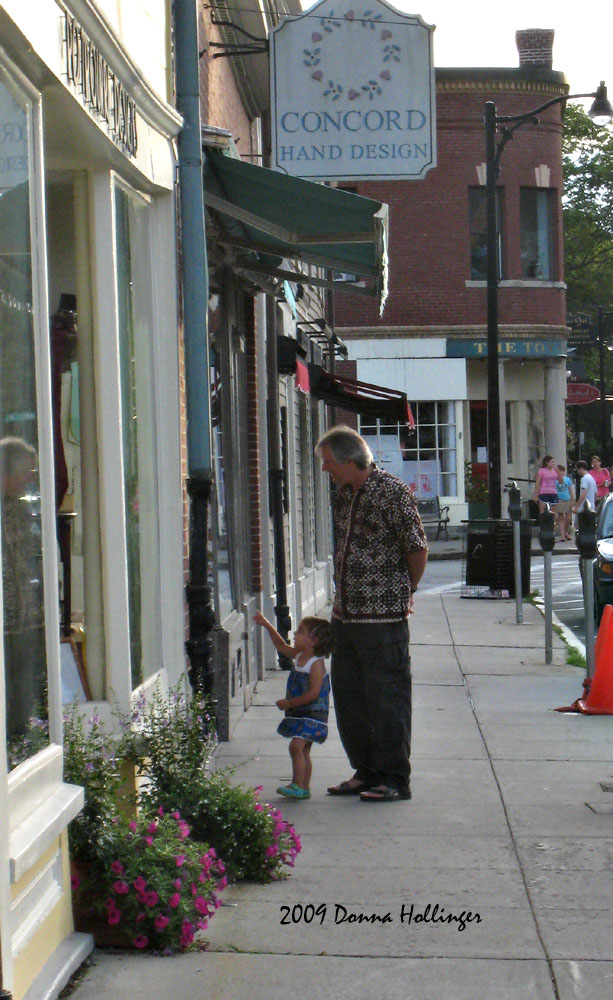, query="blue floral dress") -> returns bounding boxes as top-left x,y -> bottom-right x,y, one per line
277,655 -> 330,744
